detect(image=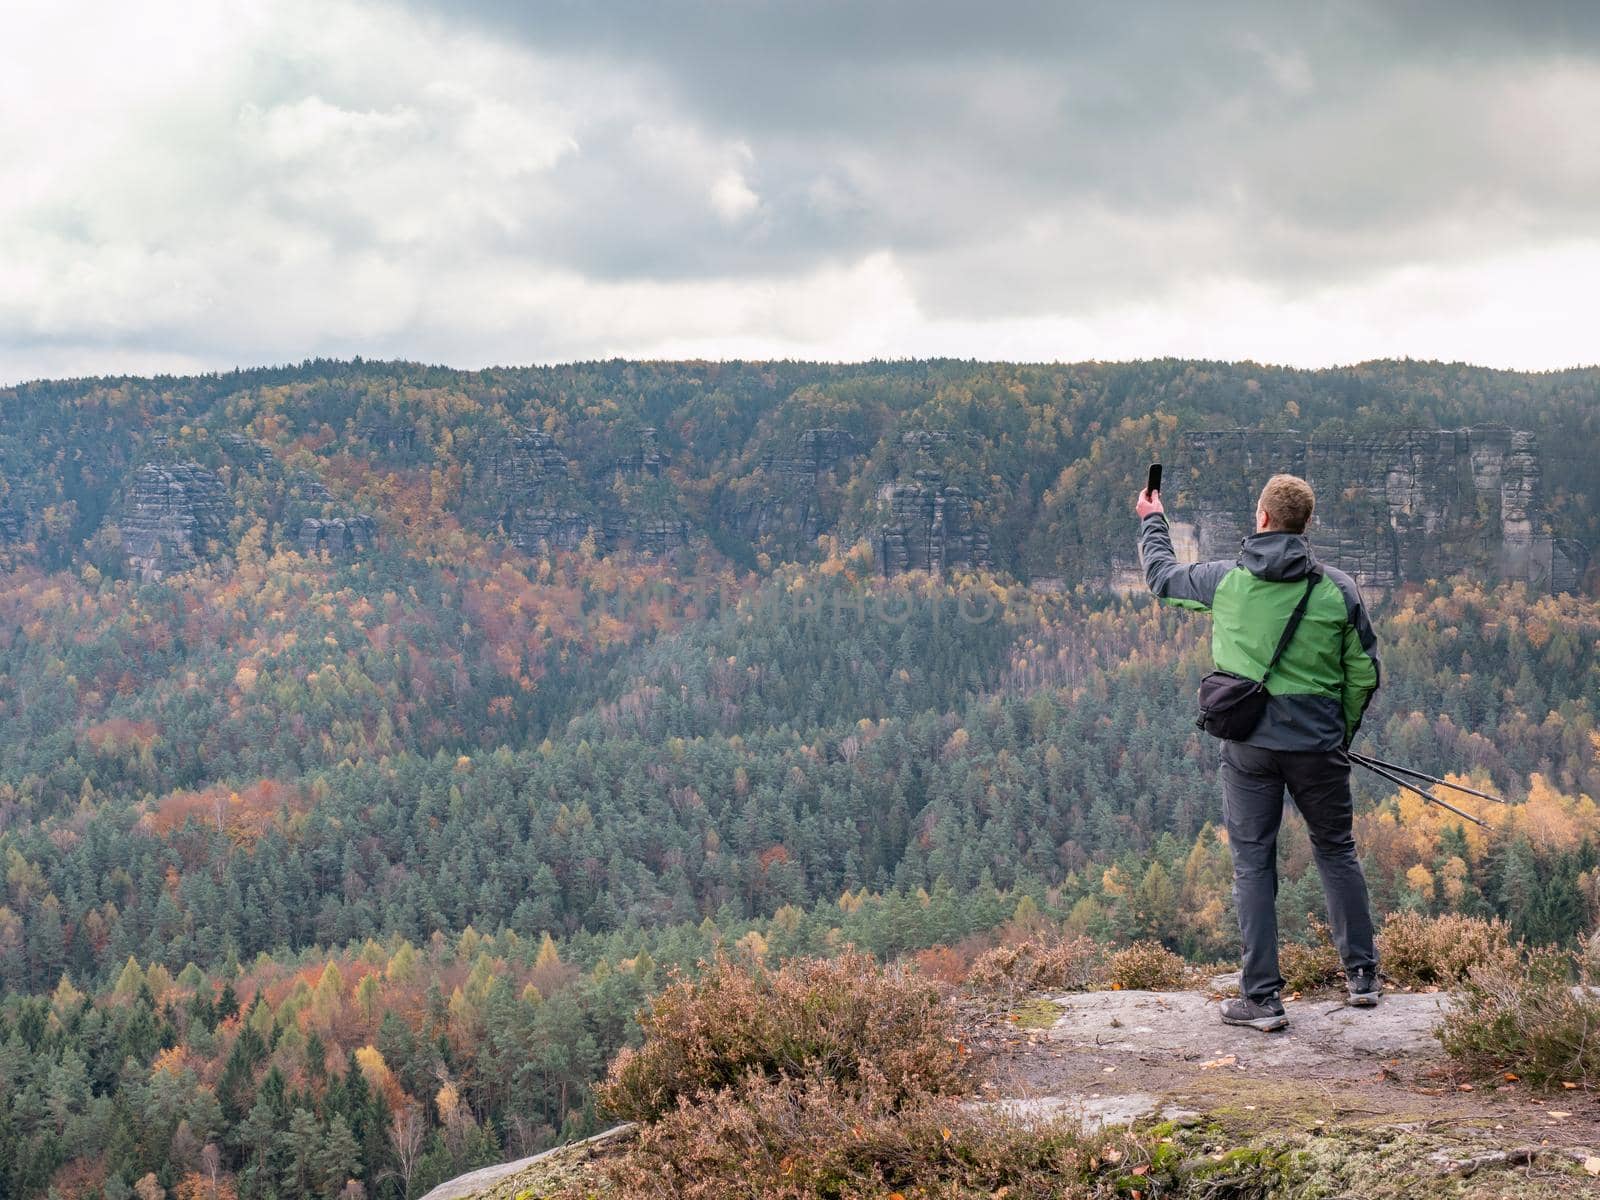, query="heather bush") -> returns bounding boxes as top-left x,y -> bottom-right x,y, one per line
1103,940 -> 1187,990
911,942 -> 978,985
571,1072 -> 1147,1200
1378,911 -> 1519,988
1280,920 -> 1344,993
595,951 -> 962,1123
1436,945 -> 1600,1089
966,931 -> 1100,1000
